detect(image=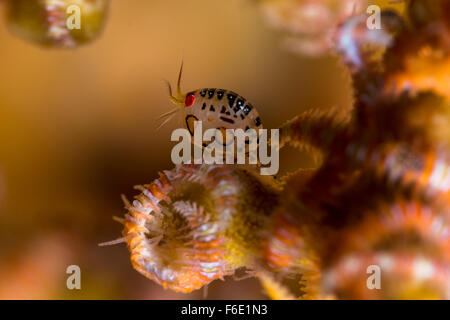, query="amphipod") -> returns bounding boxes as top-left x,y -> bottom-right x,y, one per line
159,63 -> 263,149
